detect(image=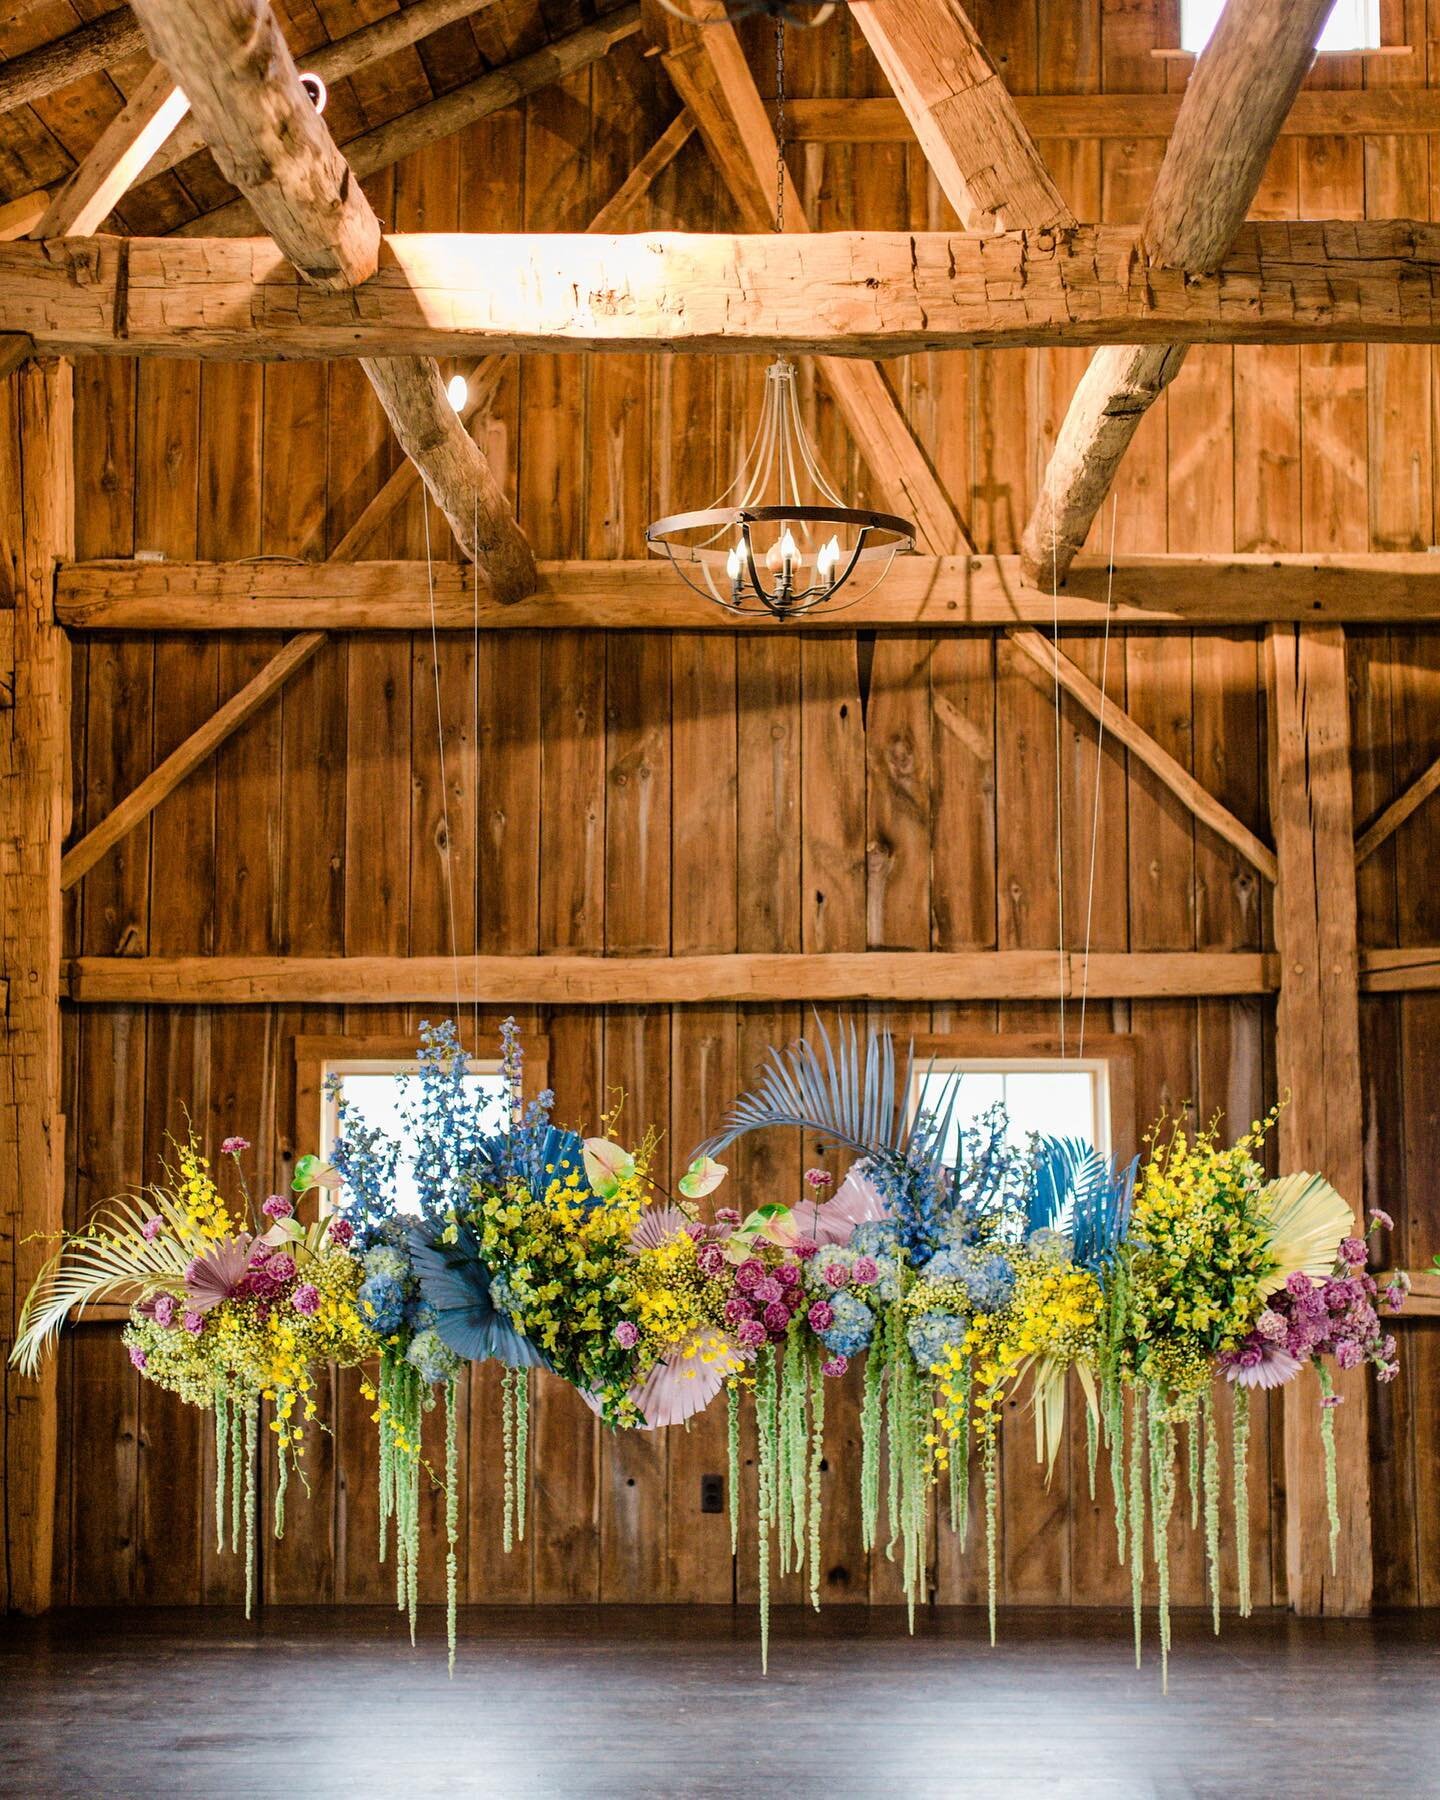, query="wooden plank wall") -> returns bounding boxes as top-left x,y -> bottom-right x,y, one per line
38,0 -> 1440,1607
